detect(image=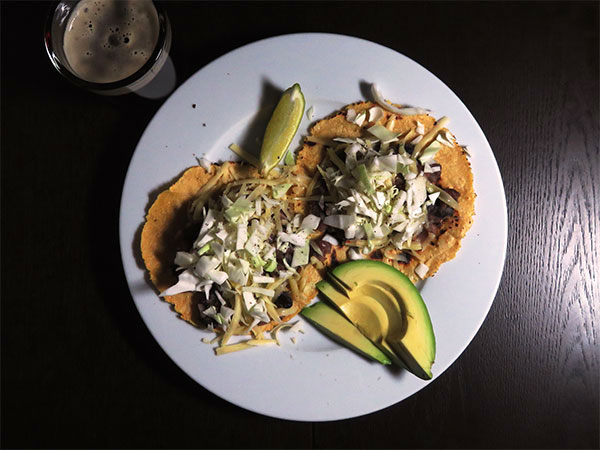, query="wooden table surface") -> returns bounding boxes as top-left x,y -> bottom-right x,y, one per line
2,2 -> 598,449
